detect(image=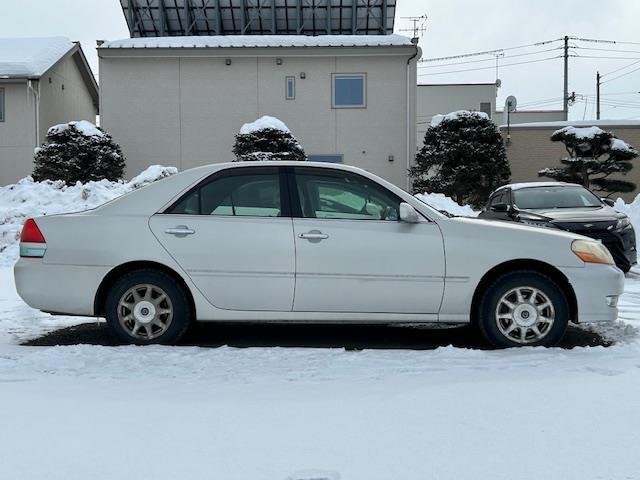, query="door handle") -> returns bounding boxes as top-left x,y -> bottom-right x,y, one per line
165,226 -> 195,236
298,231 -> 329,240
